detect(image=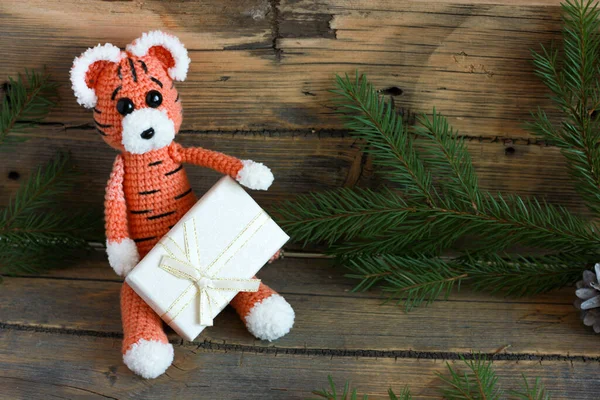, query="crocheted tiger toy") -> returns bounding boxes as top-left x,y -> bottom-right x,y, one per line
70,31 -> 294,379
